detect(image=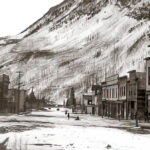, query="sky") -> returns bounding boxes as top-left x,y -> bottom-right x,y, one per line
0,0 -> 63,37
